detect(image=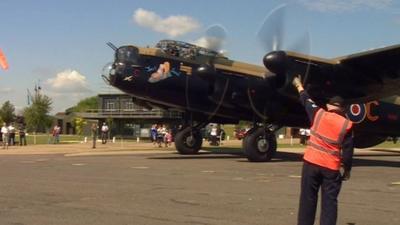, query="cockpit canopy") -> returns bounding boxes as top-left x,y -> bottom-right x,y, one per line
155,40 -> 222,60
